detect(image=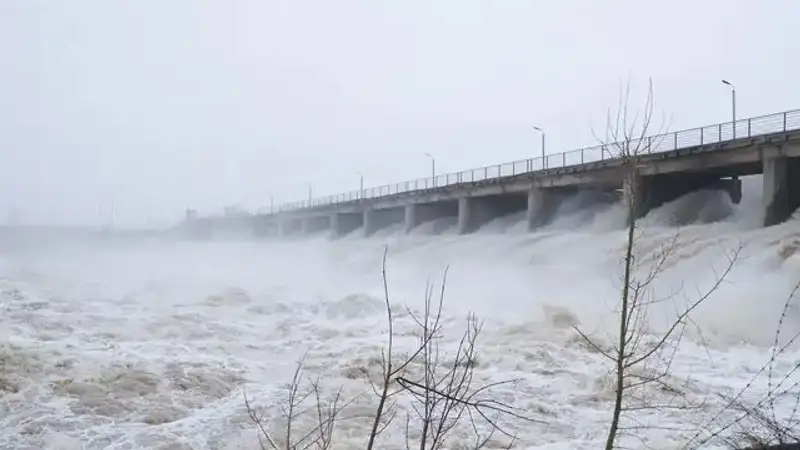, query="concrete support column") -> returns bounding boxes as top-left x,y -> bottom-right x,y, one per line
252,217 -> 270,237
404,204 -> 418,234
763,156 -> 800,226
363,209 -> 376,237
459,195 -> 527,234
329,214 -> 340,238
278,219 -> 292,237
526,189 -> 547,230
331,212 -> 363,237
457,198 -> 472,234
269,222 -> 280,238
260,221 -> 279,238
301,216 -> 331,235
